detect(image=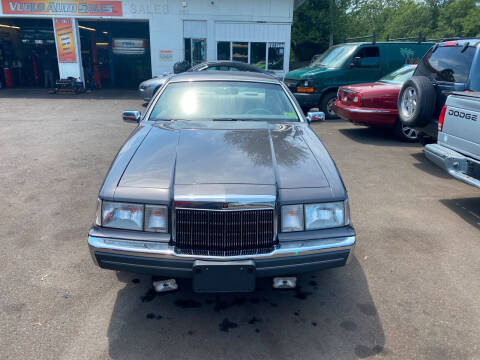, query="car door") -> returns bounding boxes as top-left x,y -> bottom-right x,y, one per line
343,46 -> 382,85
